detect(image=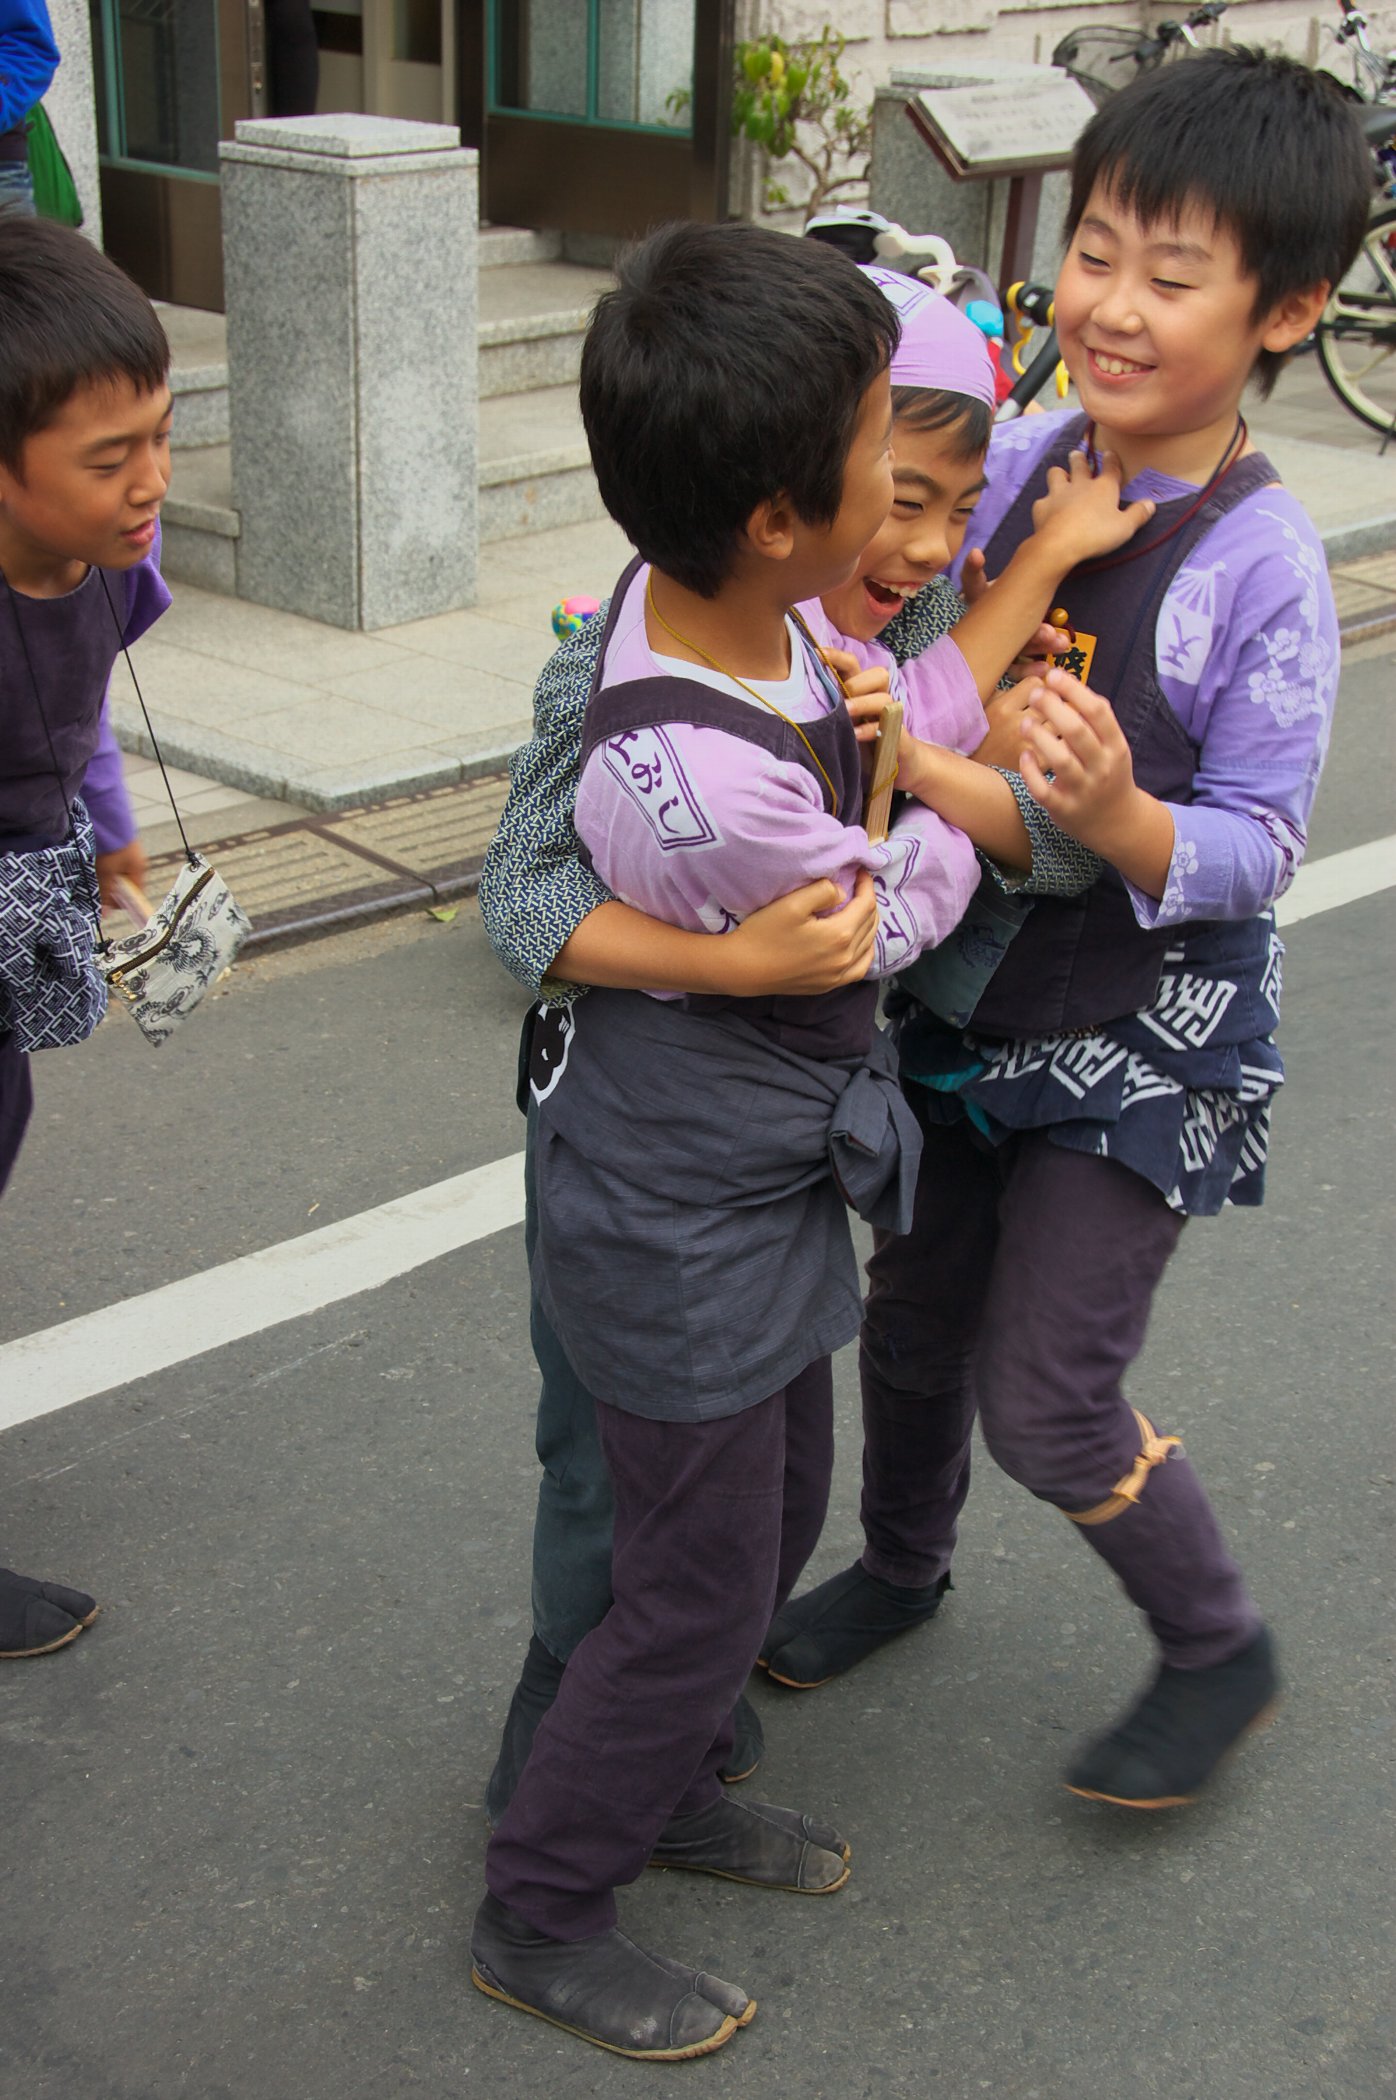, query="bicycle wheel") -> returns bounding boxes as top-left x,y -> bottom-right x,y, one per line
1315,201 -> 1396,435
